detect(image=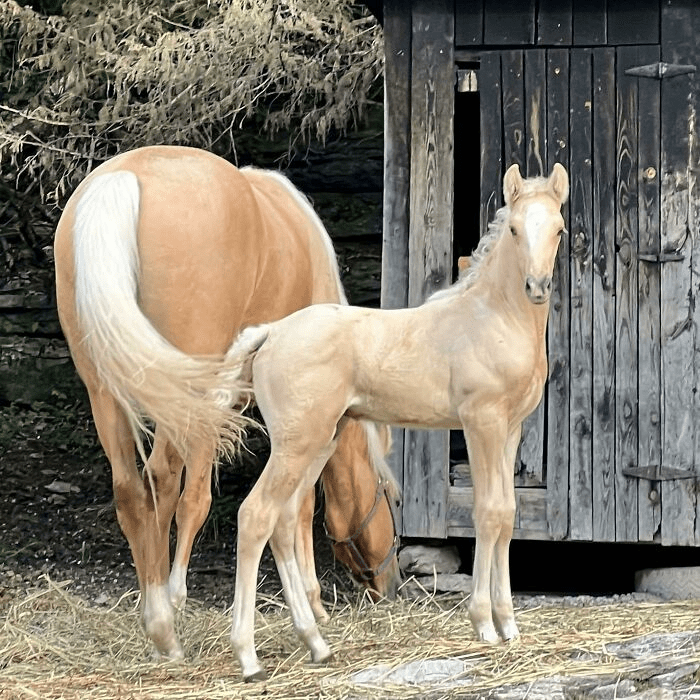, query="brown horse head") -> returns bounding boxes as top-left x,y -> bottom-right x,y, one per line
322,419 -> 401,599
